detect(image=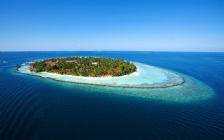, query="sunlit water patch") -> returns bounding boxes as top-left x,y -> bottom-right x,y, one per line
18,62 -> 214,102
